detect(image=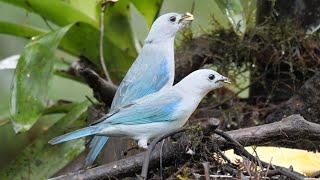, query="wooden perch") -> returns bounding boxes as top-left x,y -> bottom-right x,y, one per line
70,57 -> 118,106
213,129 -> 305,180
78,67 -> 117,106
50,114 -> 320,180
